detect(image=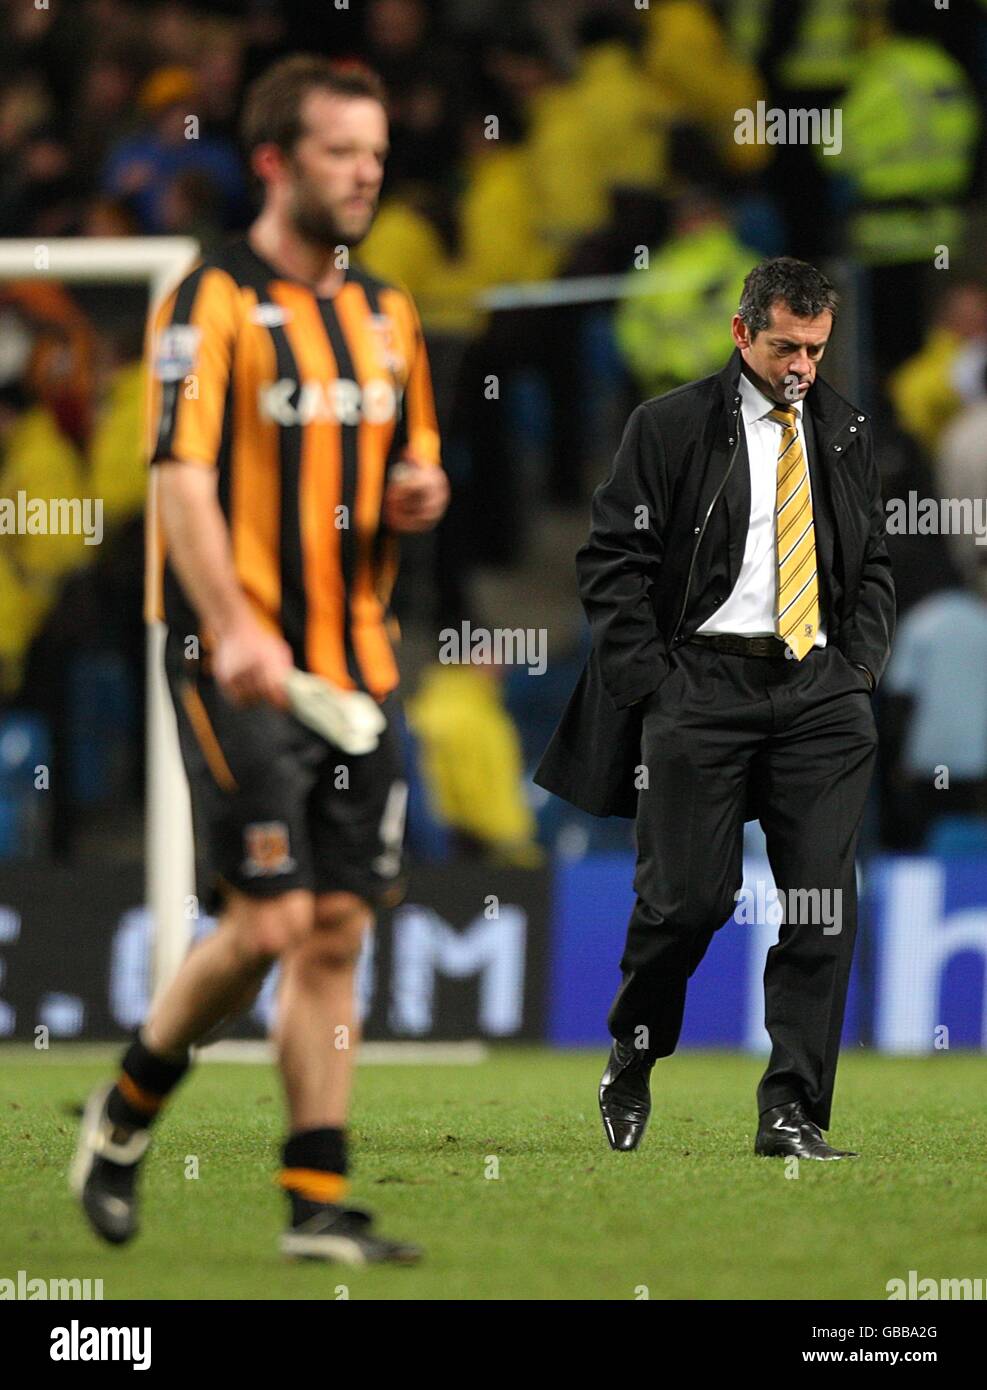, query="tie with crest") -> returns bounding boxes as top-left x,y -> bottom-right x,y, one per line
769,405 -> 819,660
